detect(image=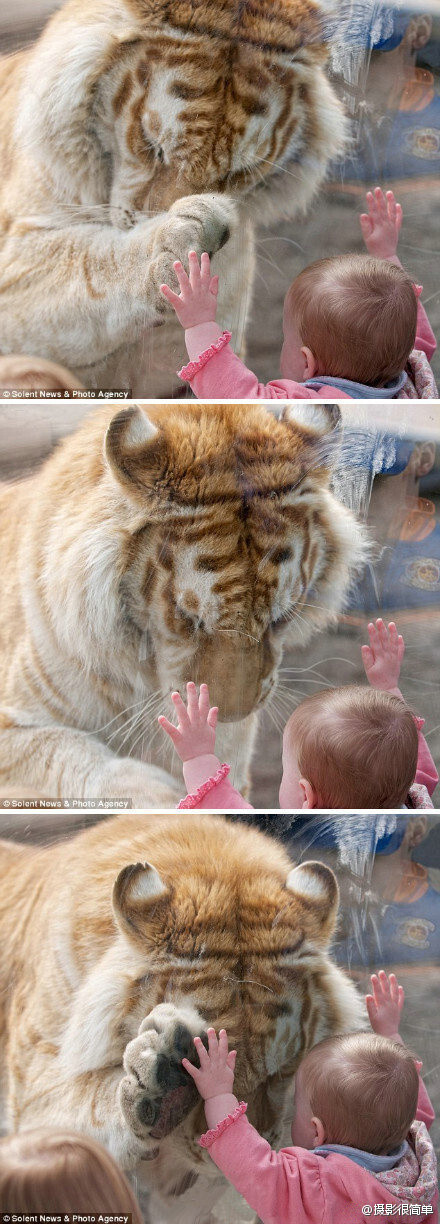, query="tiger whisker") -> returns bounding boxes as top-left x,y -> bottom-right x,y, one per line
224,976 -> 275,994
